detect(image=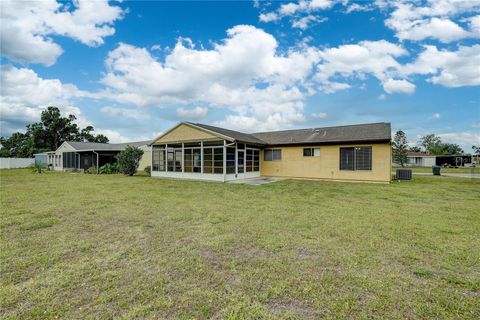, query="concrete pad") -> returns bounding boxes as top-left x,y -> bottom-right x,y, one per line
227,177 -> 286,185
